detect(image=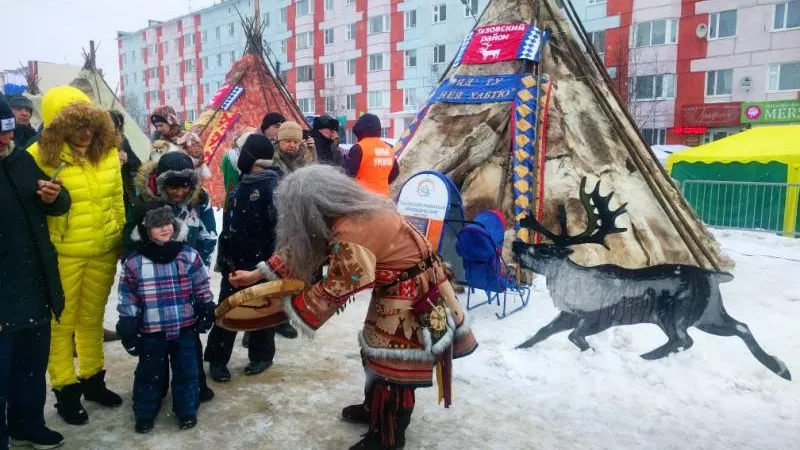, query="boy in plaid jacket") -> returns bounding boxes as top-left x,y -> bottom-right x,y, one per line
116,202 -> 215,434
